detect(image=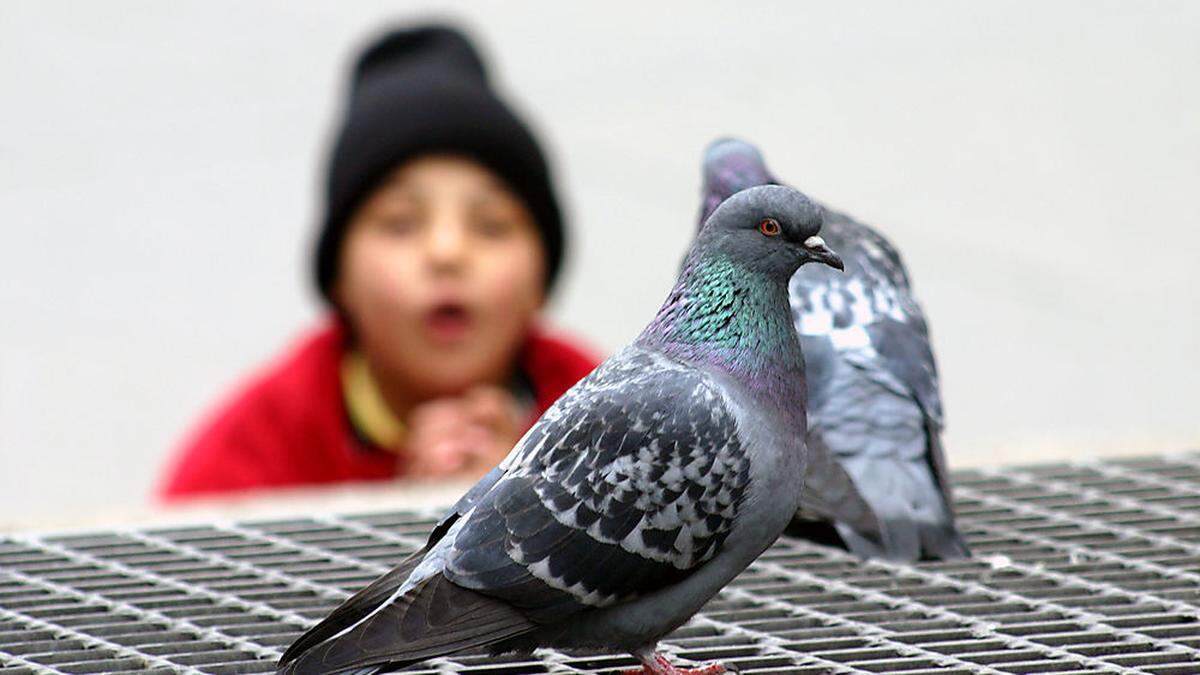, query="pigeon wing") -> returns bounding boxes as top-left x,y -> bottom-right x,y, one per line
862,315 -> 959,511
444,346 -> 752,622
848,223 -> 953,499
793,429 -> 883,542
830,211 -> 944,425
803,213 -> 965,559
